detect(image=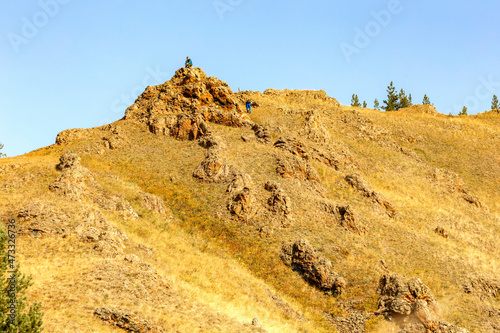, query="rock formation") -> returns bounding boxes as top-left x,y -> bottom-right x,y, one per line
280,239 -> 345,296
125,67 -> 247,140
